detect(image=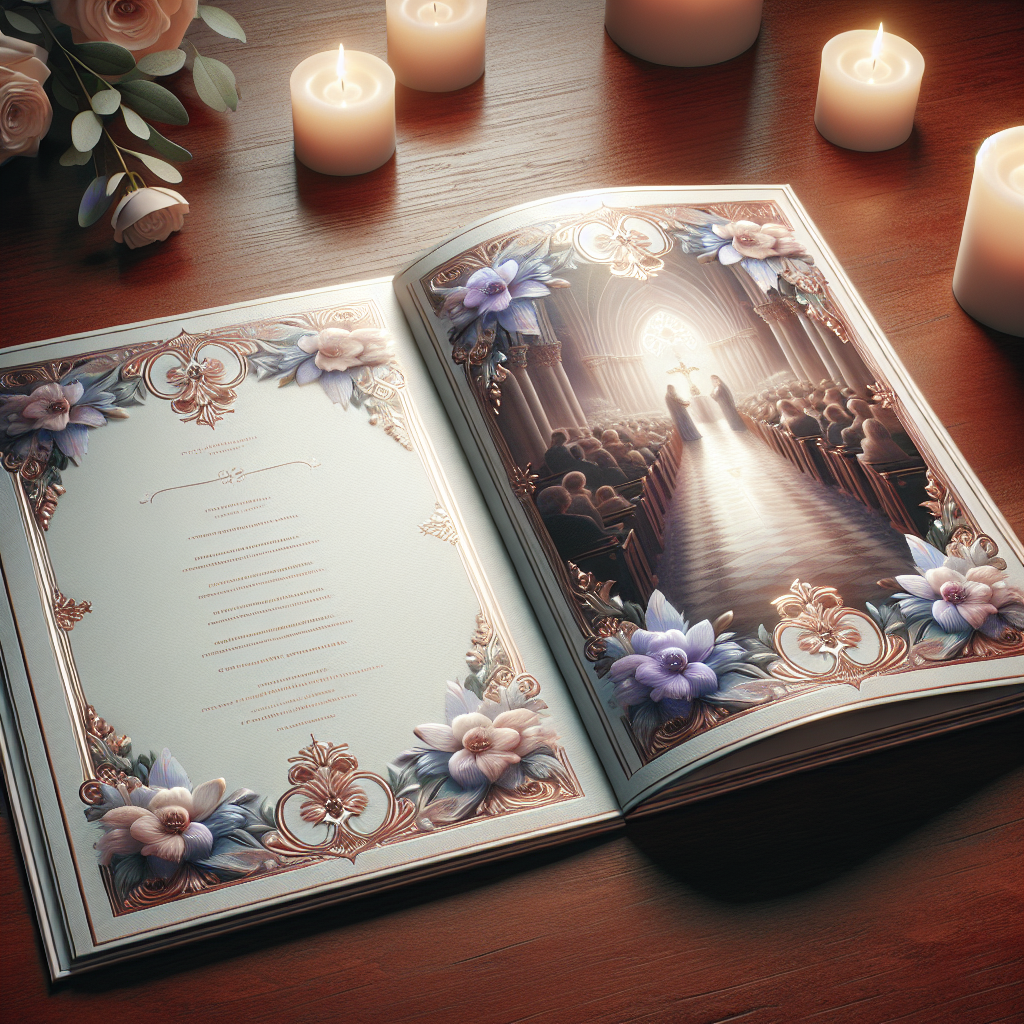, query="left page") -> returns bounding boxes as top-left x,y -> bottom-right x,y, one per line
0,279 -> 618,978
